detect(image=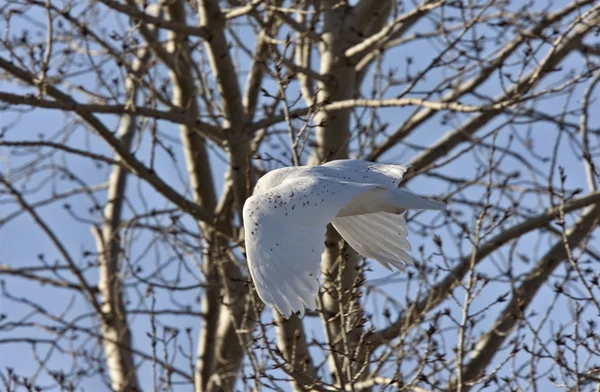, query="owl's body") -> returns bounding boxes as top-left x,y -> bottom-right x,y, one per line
243,159 -> 446,318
